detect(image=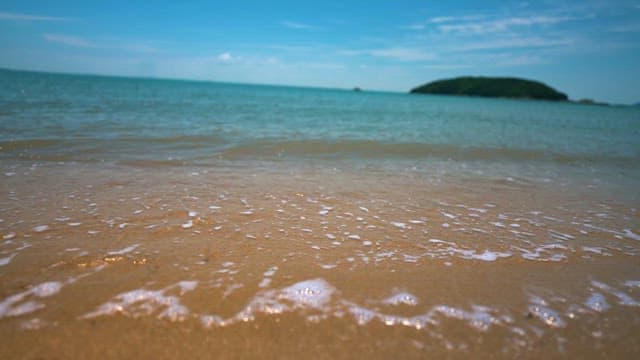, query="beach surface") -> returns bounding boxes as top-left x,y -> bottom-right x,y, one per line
1,69 -> 639,358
